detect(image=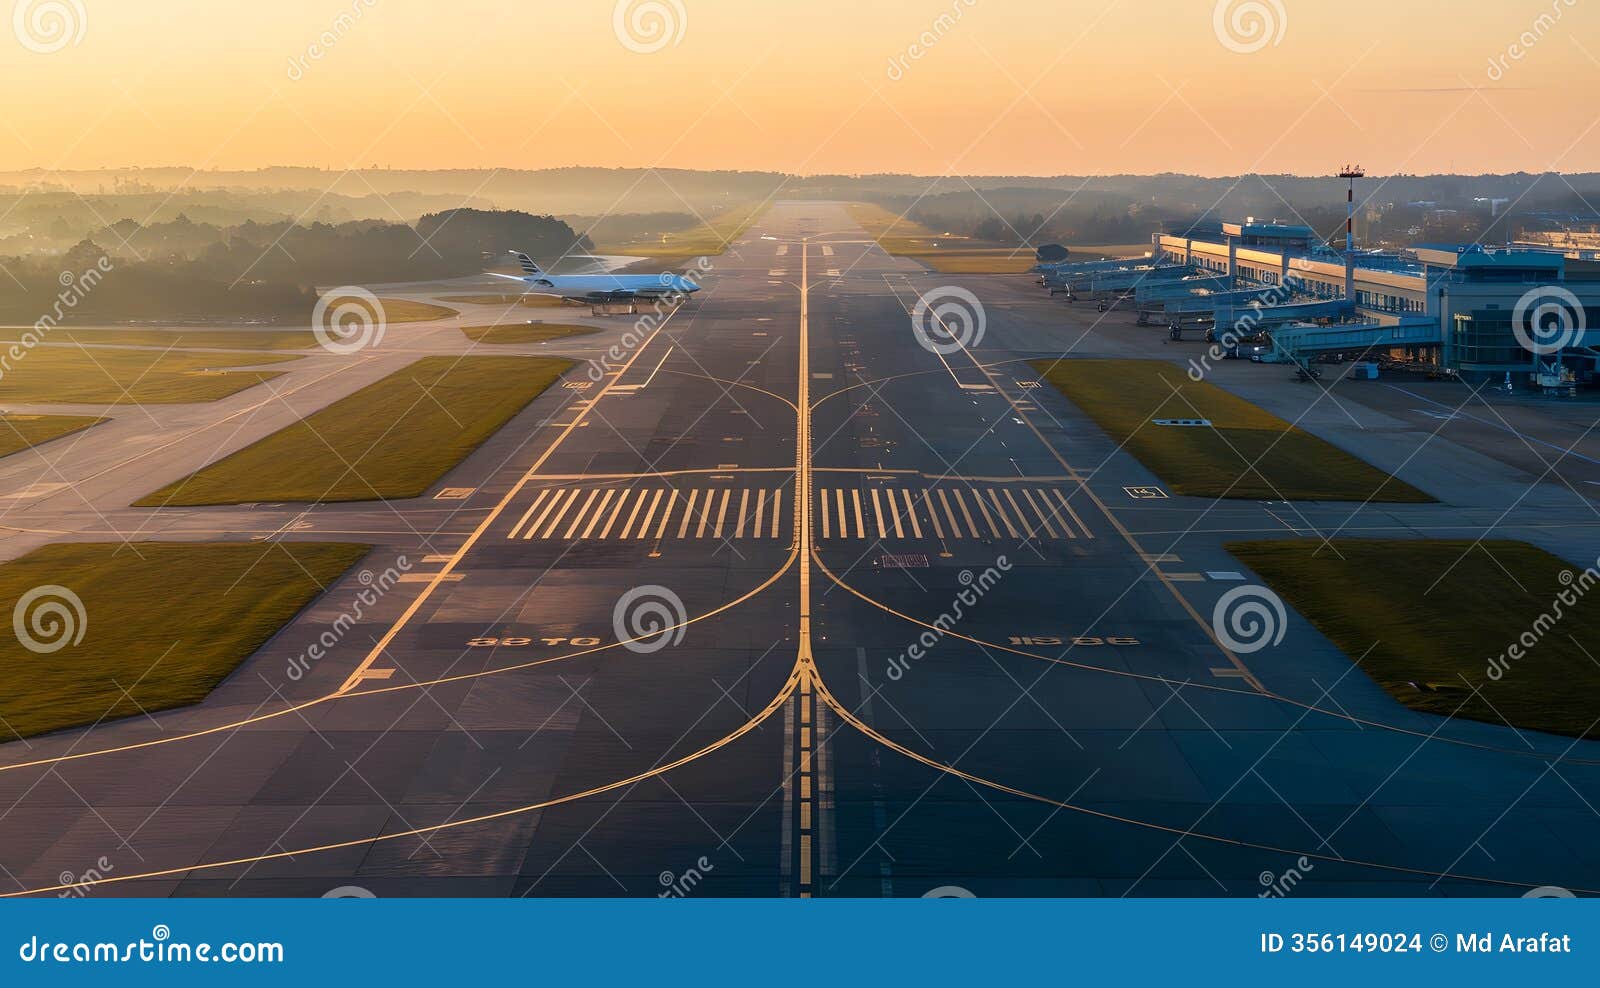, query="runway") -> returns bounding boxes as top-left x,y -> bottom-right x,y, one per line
4,202 -> 1600,897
